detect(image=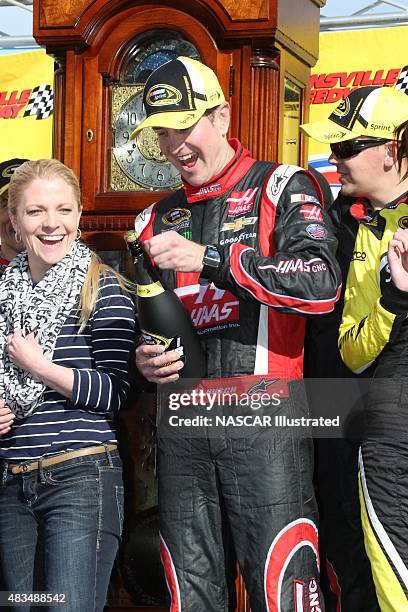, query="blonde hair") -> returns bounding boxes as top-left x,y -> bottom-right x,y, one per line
8,158 -> 81,215
8,159 -> 134,331
79,252 -> 134,332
